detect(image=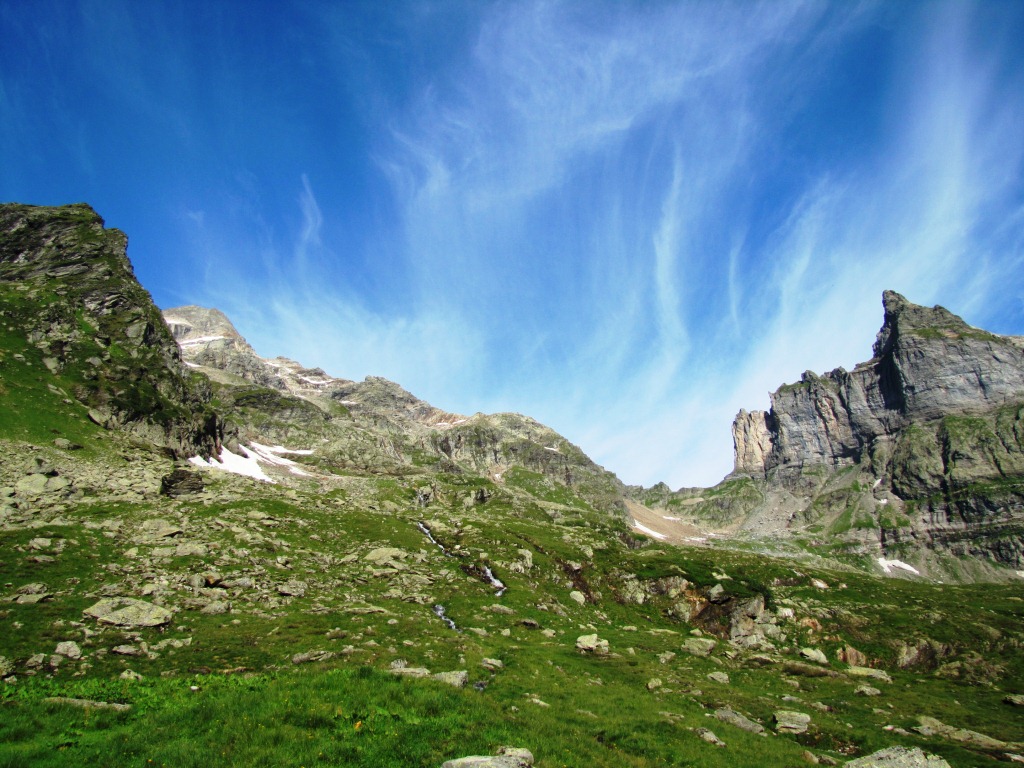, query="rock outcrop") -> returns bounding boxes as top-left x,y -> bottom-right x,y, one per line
733,291 -> 1024,478
655,292 -> 1024,577
0,203 -> 226,457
